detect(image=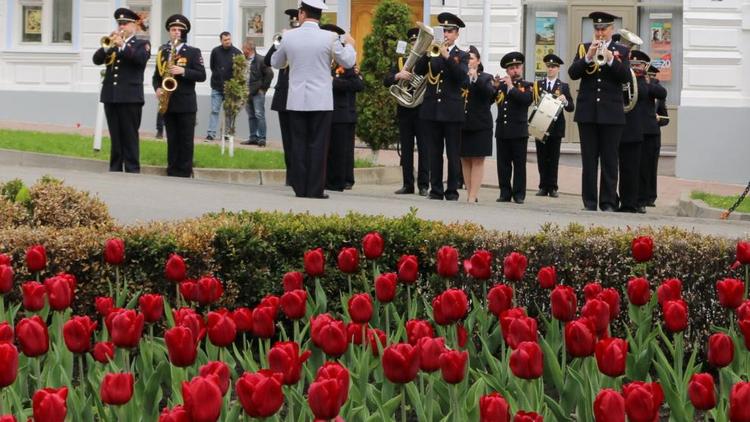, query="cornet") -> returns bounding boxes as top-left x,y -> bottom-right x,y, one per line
594,37 -> 607,66
101,30 -> 126,49
428,42 -> 443,57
